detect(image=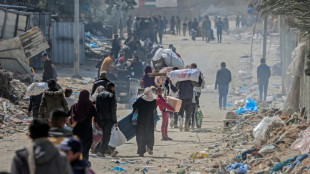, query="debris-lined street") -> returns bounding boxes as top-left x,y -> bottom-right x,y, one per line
1,1 -> 310,174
